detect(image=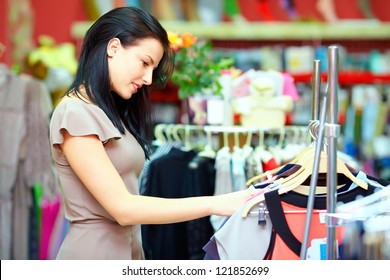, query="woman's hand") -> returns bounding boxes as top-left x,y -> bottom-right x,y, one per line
211,188 -> 261,217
